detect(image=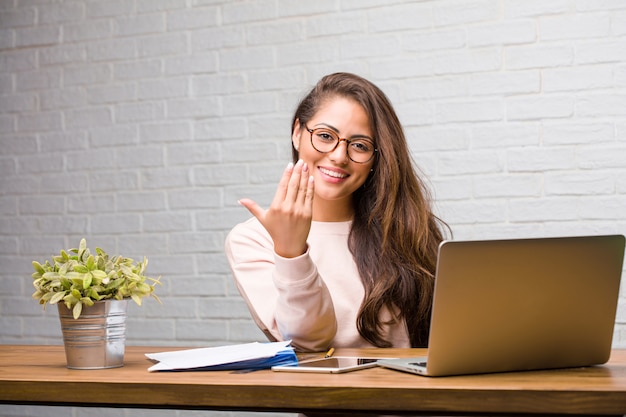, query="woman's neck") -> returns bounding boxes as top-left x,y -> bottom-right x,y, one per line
312,199 -> 354,222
